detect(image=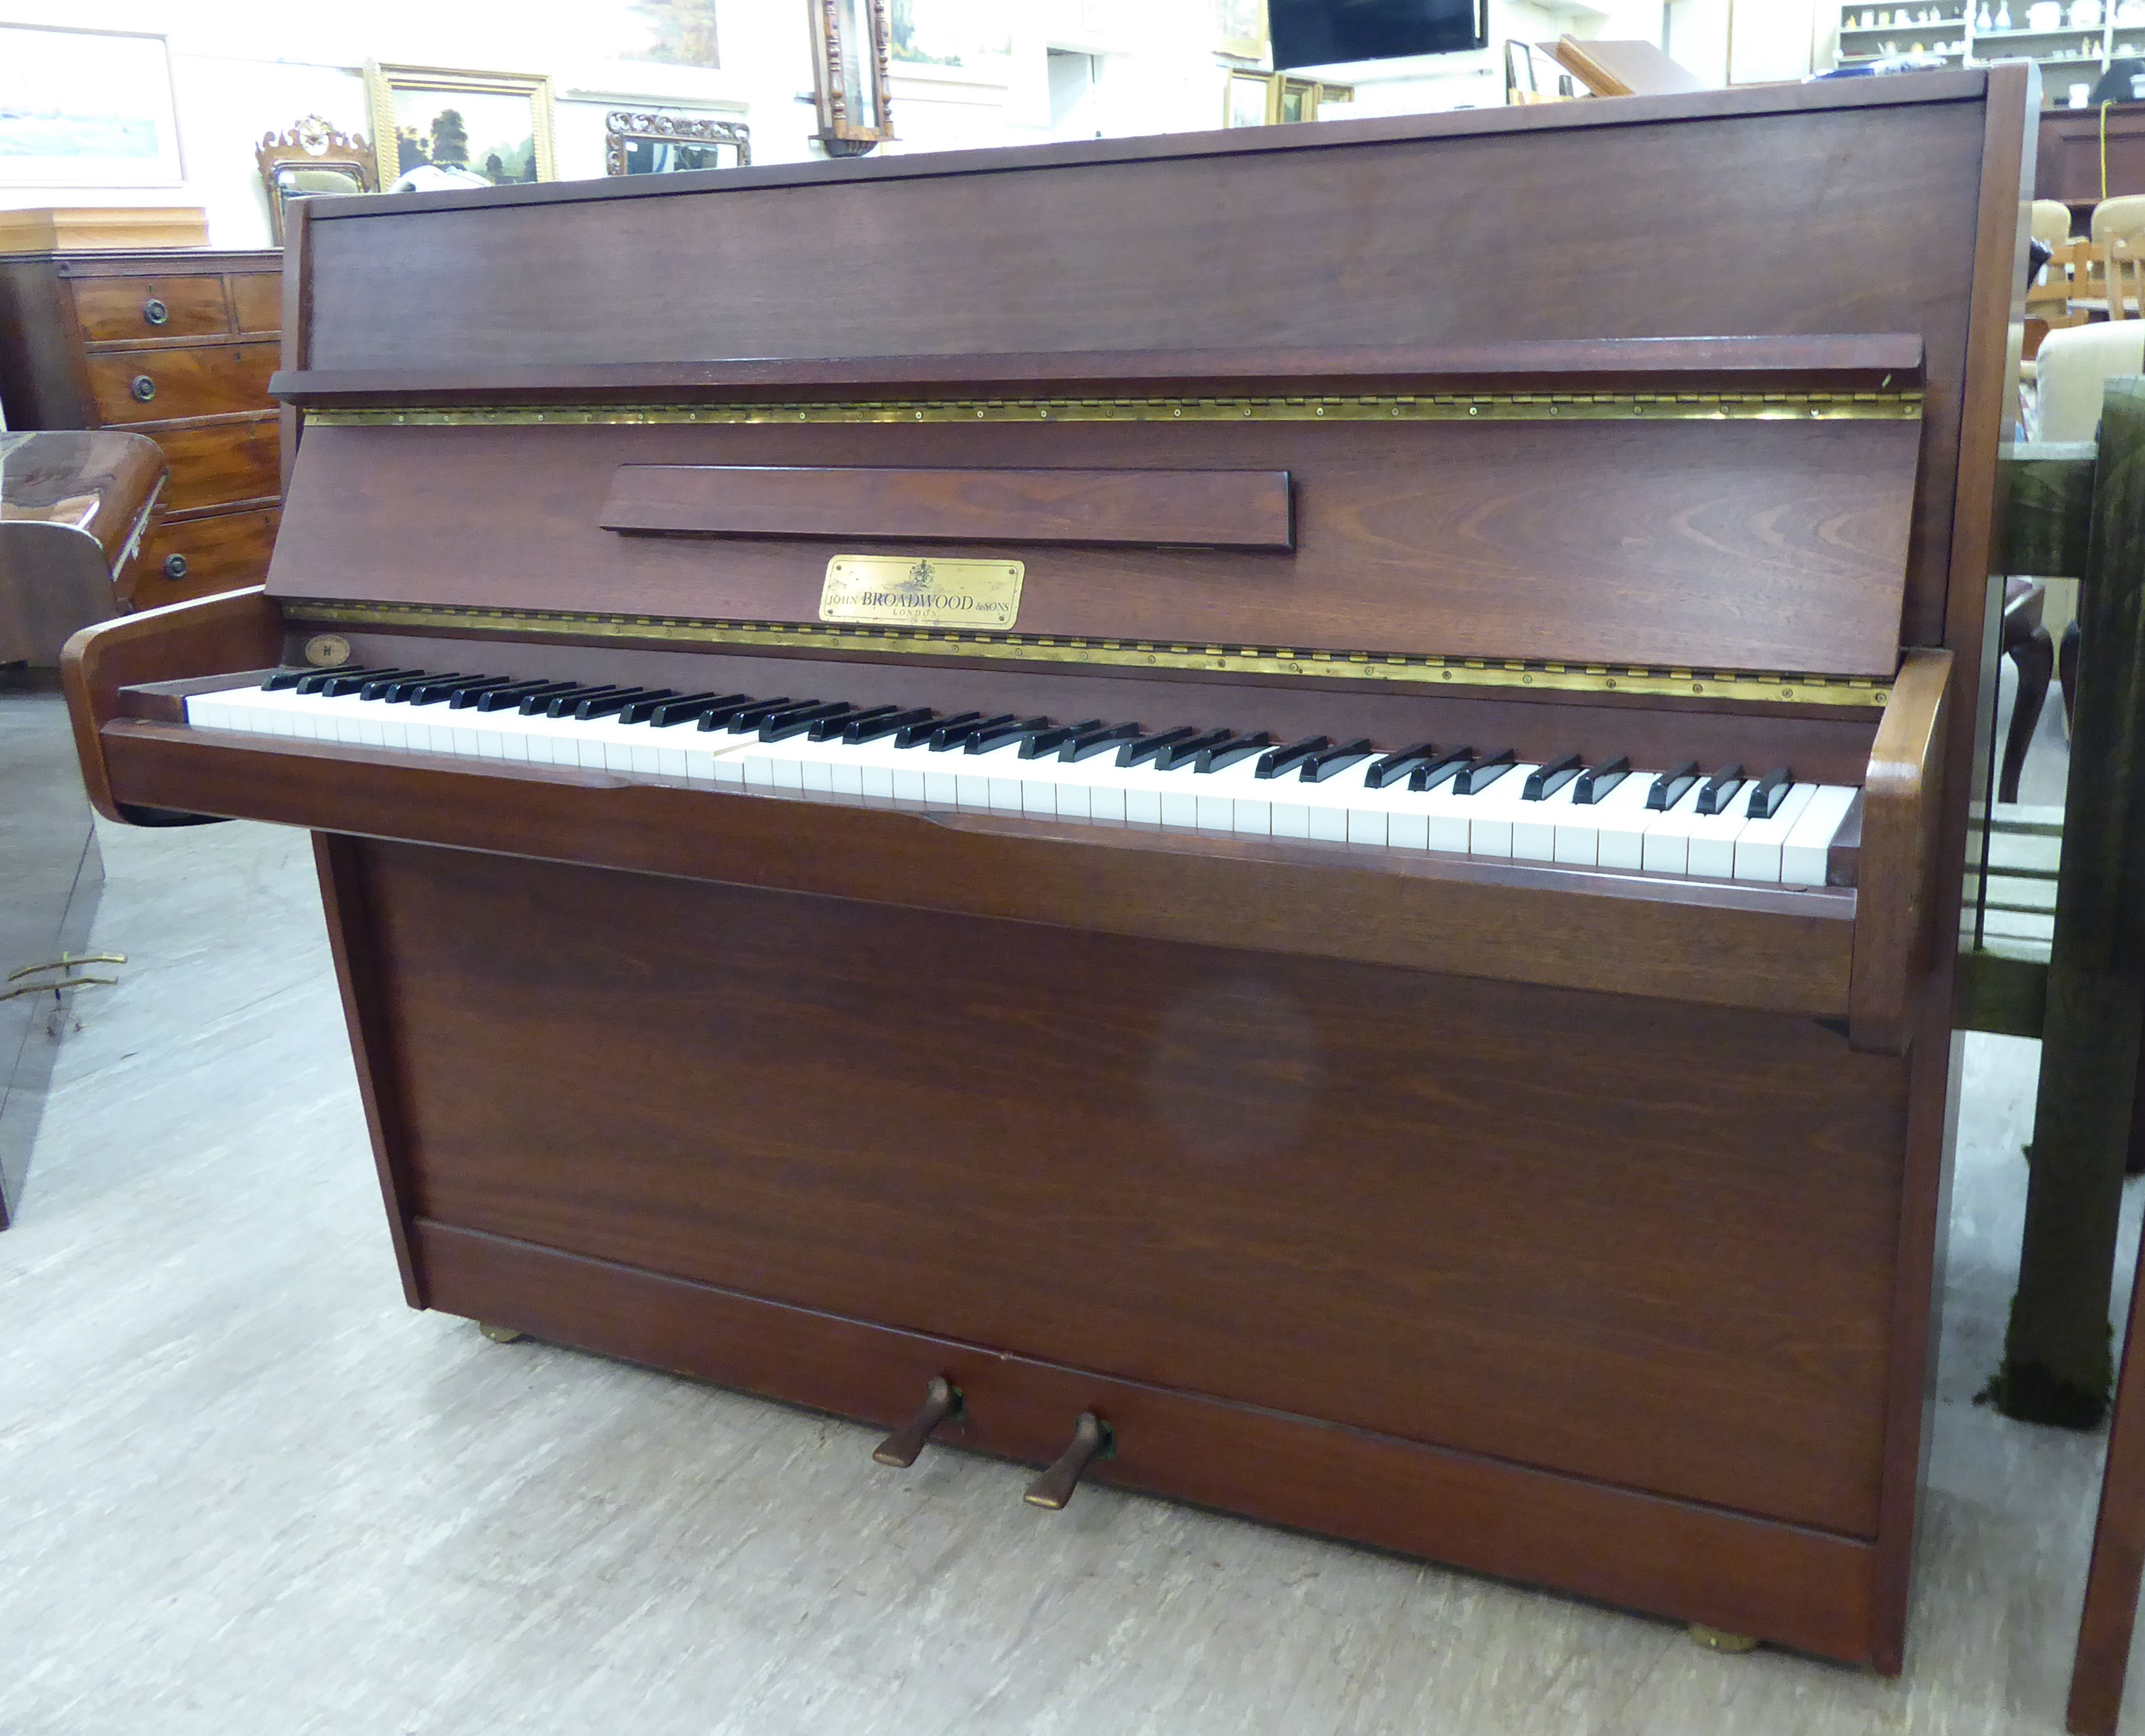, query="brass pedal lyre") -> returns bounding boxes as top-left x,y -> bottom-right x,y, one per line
1023,1411 -> 1111,1510
873,1375 -> 962,1467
